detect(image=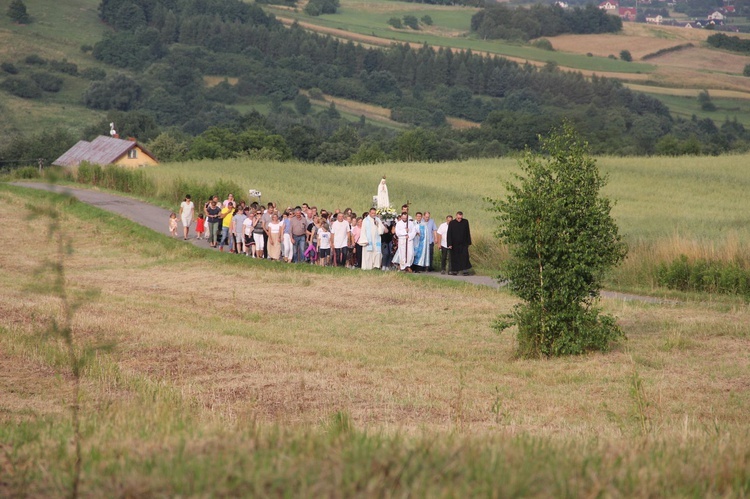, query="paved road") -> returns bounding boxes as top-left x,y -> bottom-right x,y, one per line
12,182 -> 668,303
